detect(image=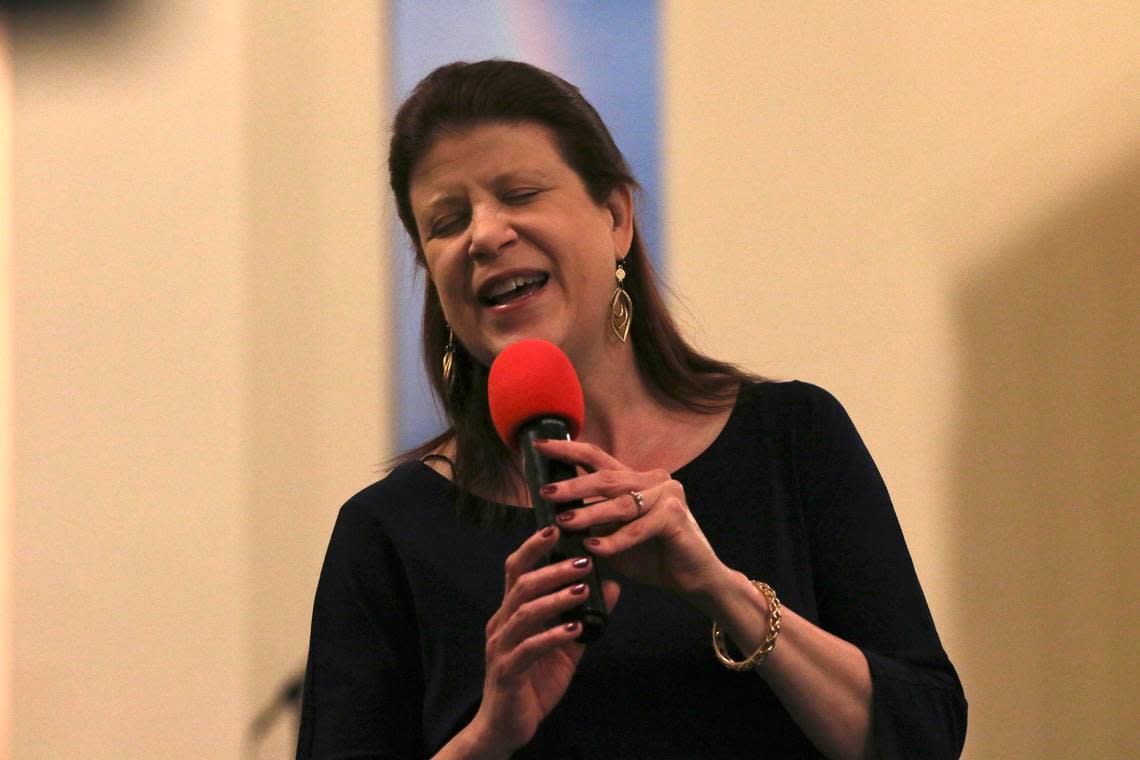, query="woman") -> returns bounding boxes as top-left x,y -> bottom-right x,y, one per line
298,60 -> 966,759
